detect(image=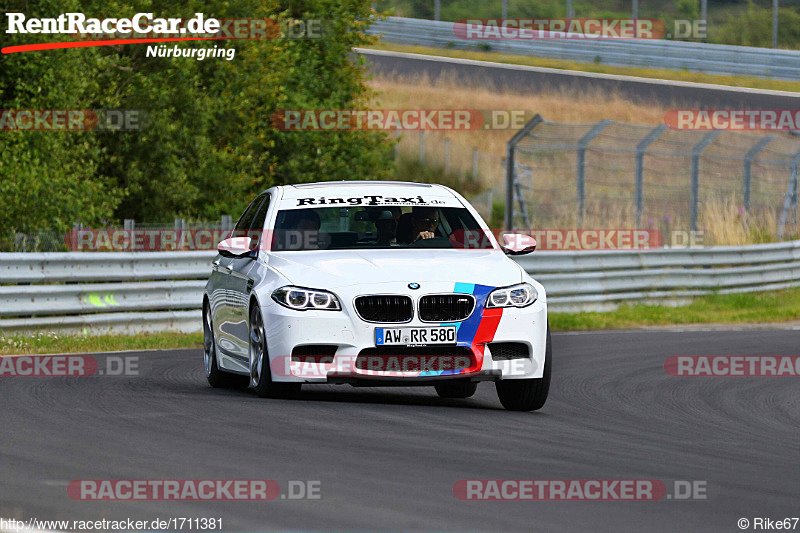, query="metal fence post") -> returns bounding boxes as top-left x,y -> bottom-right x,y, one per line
576,120 -> 612,227
472,148 -> 479,181
635,124 -> 666,226
778,150 -> 800,239
505,114 -> 543,229
743,135 -> 773,213
123,219 -> 135,231
690,130 -> 720,231
514,162 -> 533,228
221,215 -> 233,231
419,131 -> 425,165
